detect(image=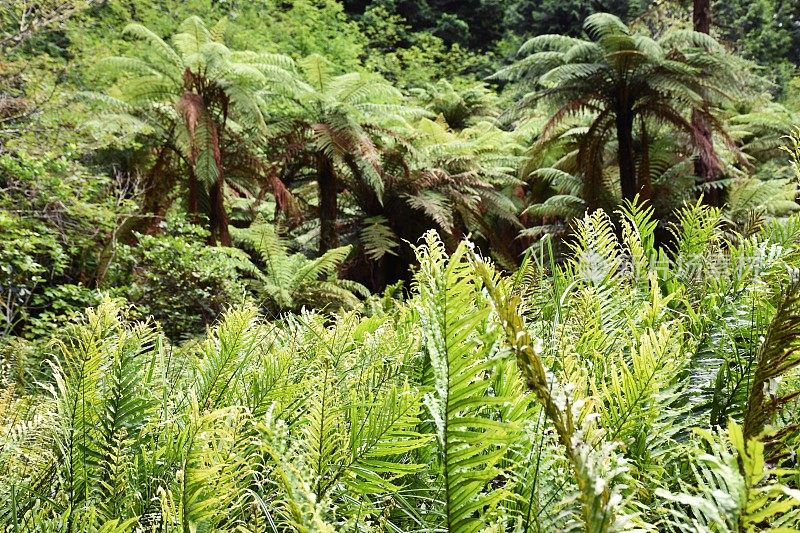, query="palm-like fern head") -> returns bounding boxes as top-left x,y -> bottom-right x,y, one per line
410,79 -> 501,130
498,12 -> 742,118
395,116 -> 524,240
98,17 -> 296,188
496,12 -> 749,200
266,53 -> 423,203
